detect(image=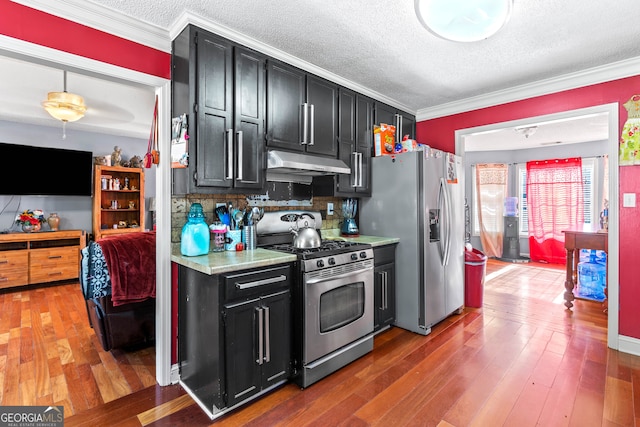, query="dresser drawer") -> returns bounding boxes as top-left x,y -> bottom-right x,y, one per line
0,250 -> 29,288
30,247 -> 79,283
